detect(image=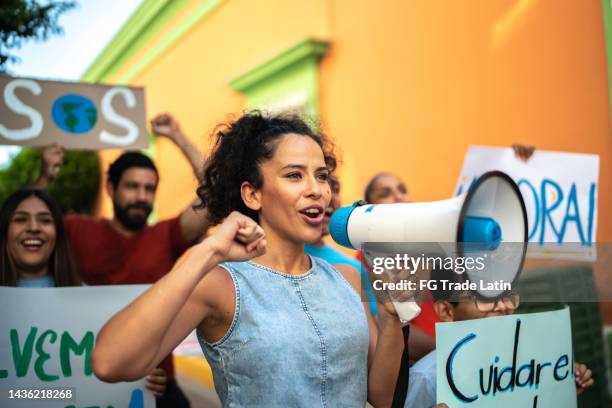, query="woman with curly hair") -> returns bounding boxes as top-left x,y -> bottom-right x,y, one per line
91,112 -> 412,407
